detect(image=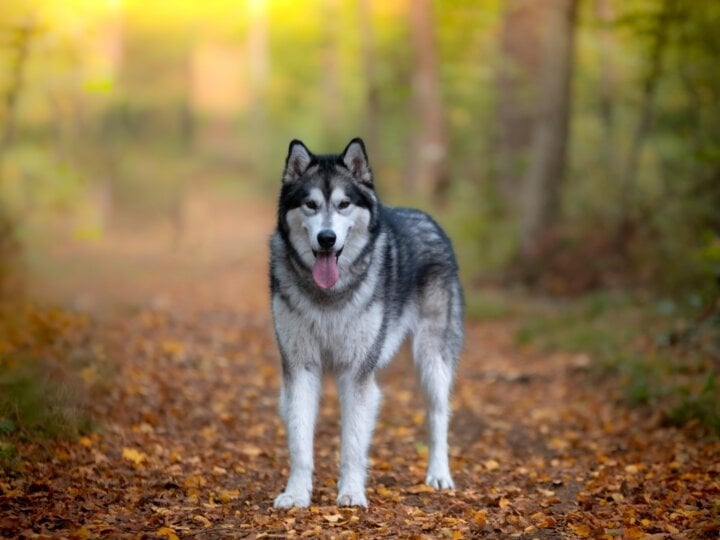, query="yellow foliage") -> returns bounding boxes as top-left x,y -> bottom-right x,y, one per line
156,527 -> 178,540
121,447 -> 147,465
